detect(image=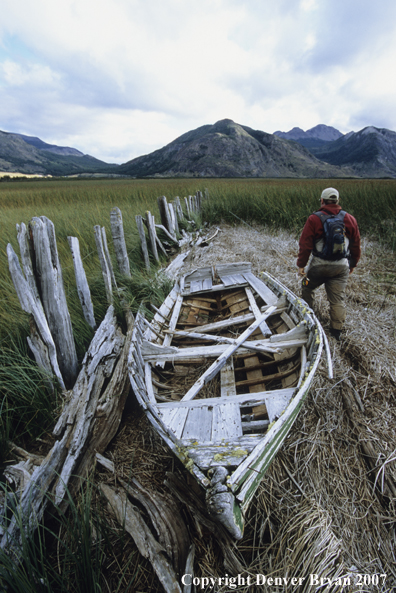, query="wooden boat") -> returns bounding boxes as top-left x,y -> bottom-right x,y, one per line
128,262 -> 324,539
